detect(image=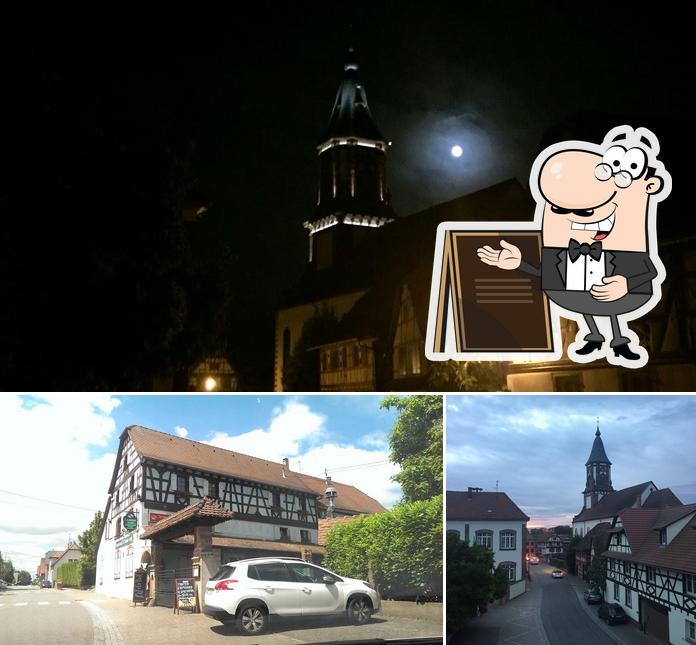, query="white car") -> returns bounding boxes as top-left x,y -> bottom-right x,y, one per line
551,569 -> 565,578
203,557 -> 380,635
